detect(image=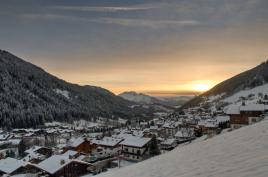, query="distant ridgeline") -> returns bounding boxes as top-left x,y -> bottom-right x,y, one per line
179,60 -> 268,110
0,50 -> 136,128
